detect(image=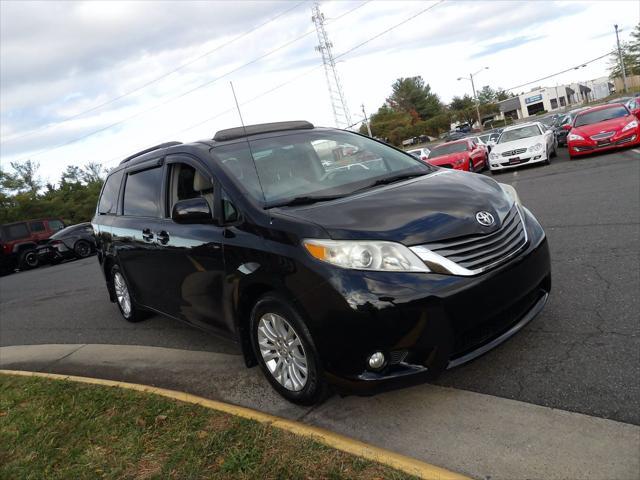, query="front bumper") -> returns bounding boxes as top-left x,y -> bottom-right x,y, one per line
489,152 -> 547,171
295,208 -> 551,394
569,131 -> 639,157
